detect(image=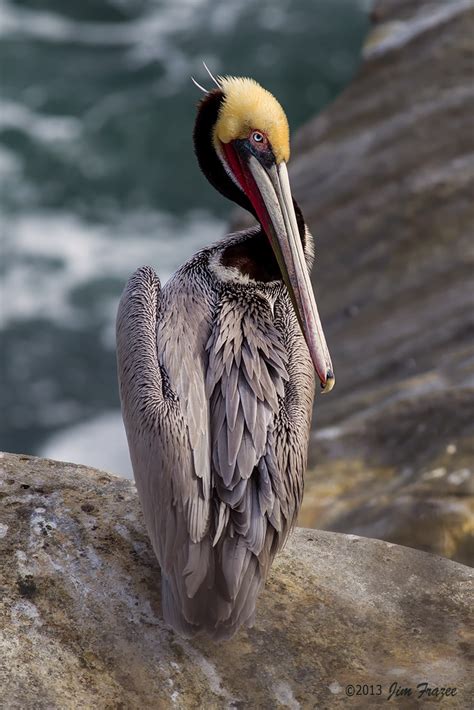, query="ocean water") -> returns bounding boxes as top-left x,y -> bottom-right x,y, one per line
0,0 -> 370,476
